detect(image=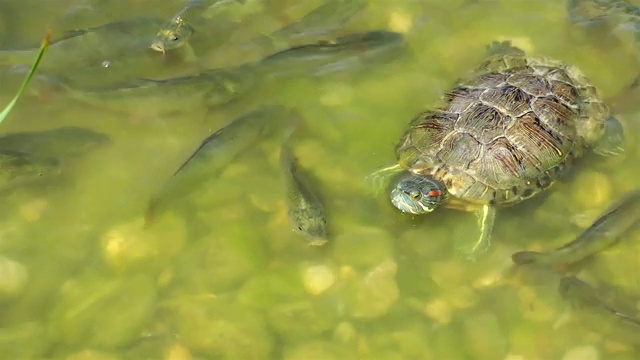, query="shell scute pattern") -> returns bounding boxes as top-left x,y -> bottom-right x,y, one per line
437,132 -> 481,169
396,54 -> 609,206
479,85 -> 532,117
